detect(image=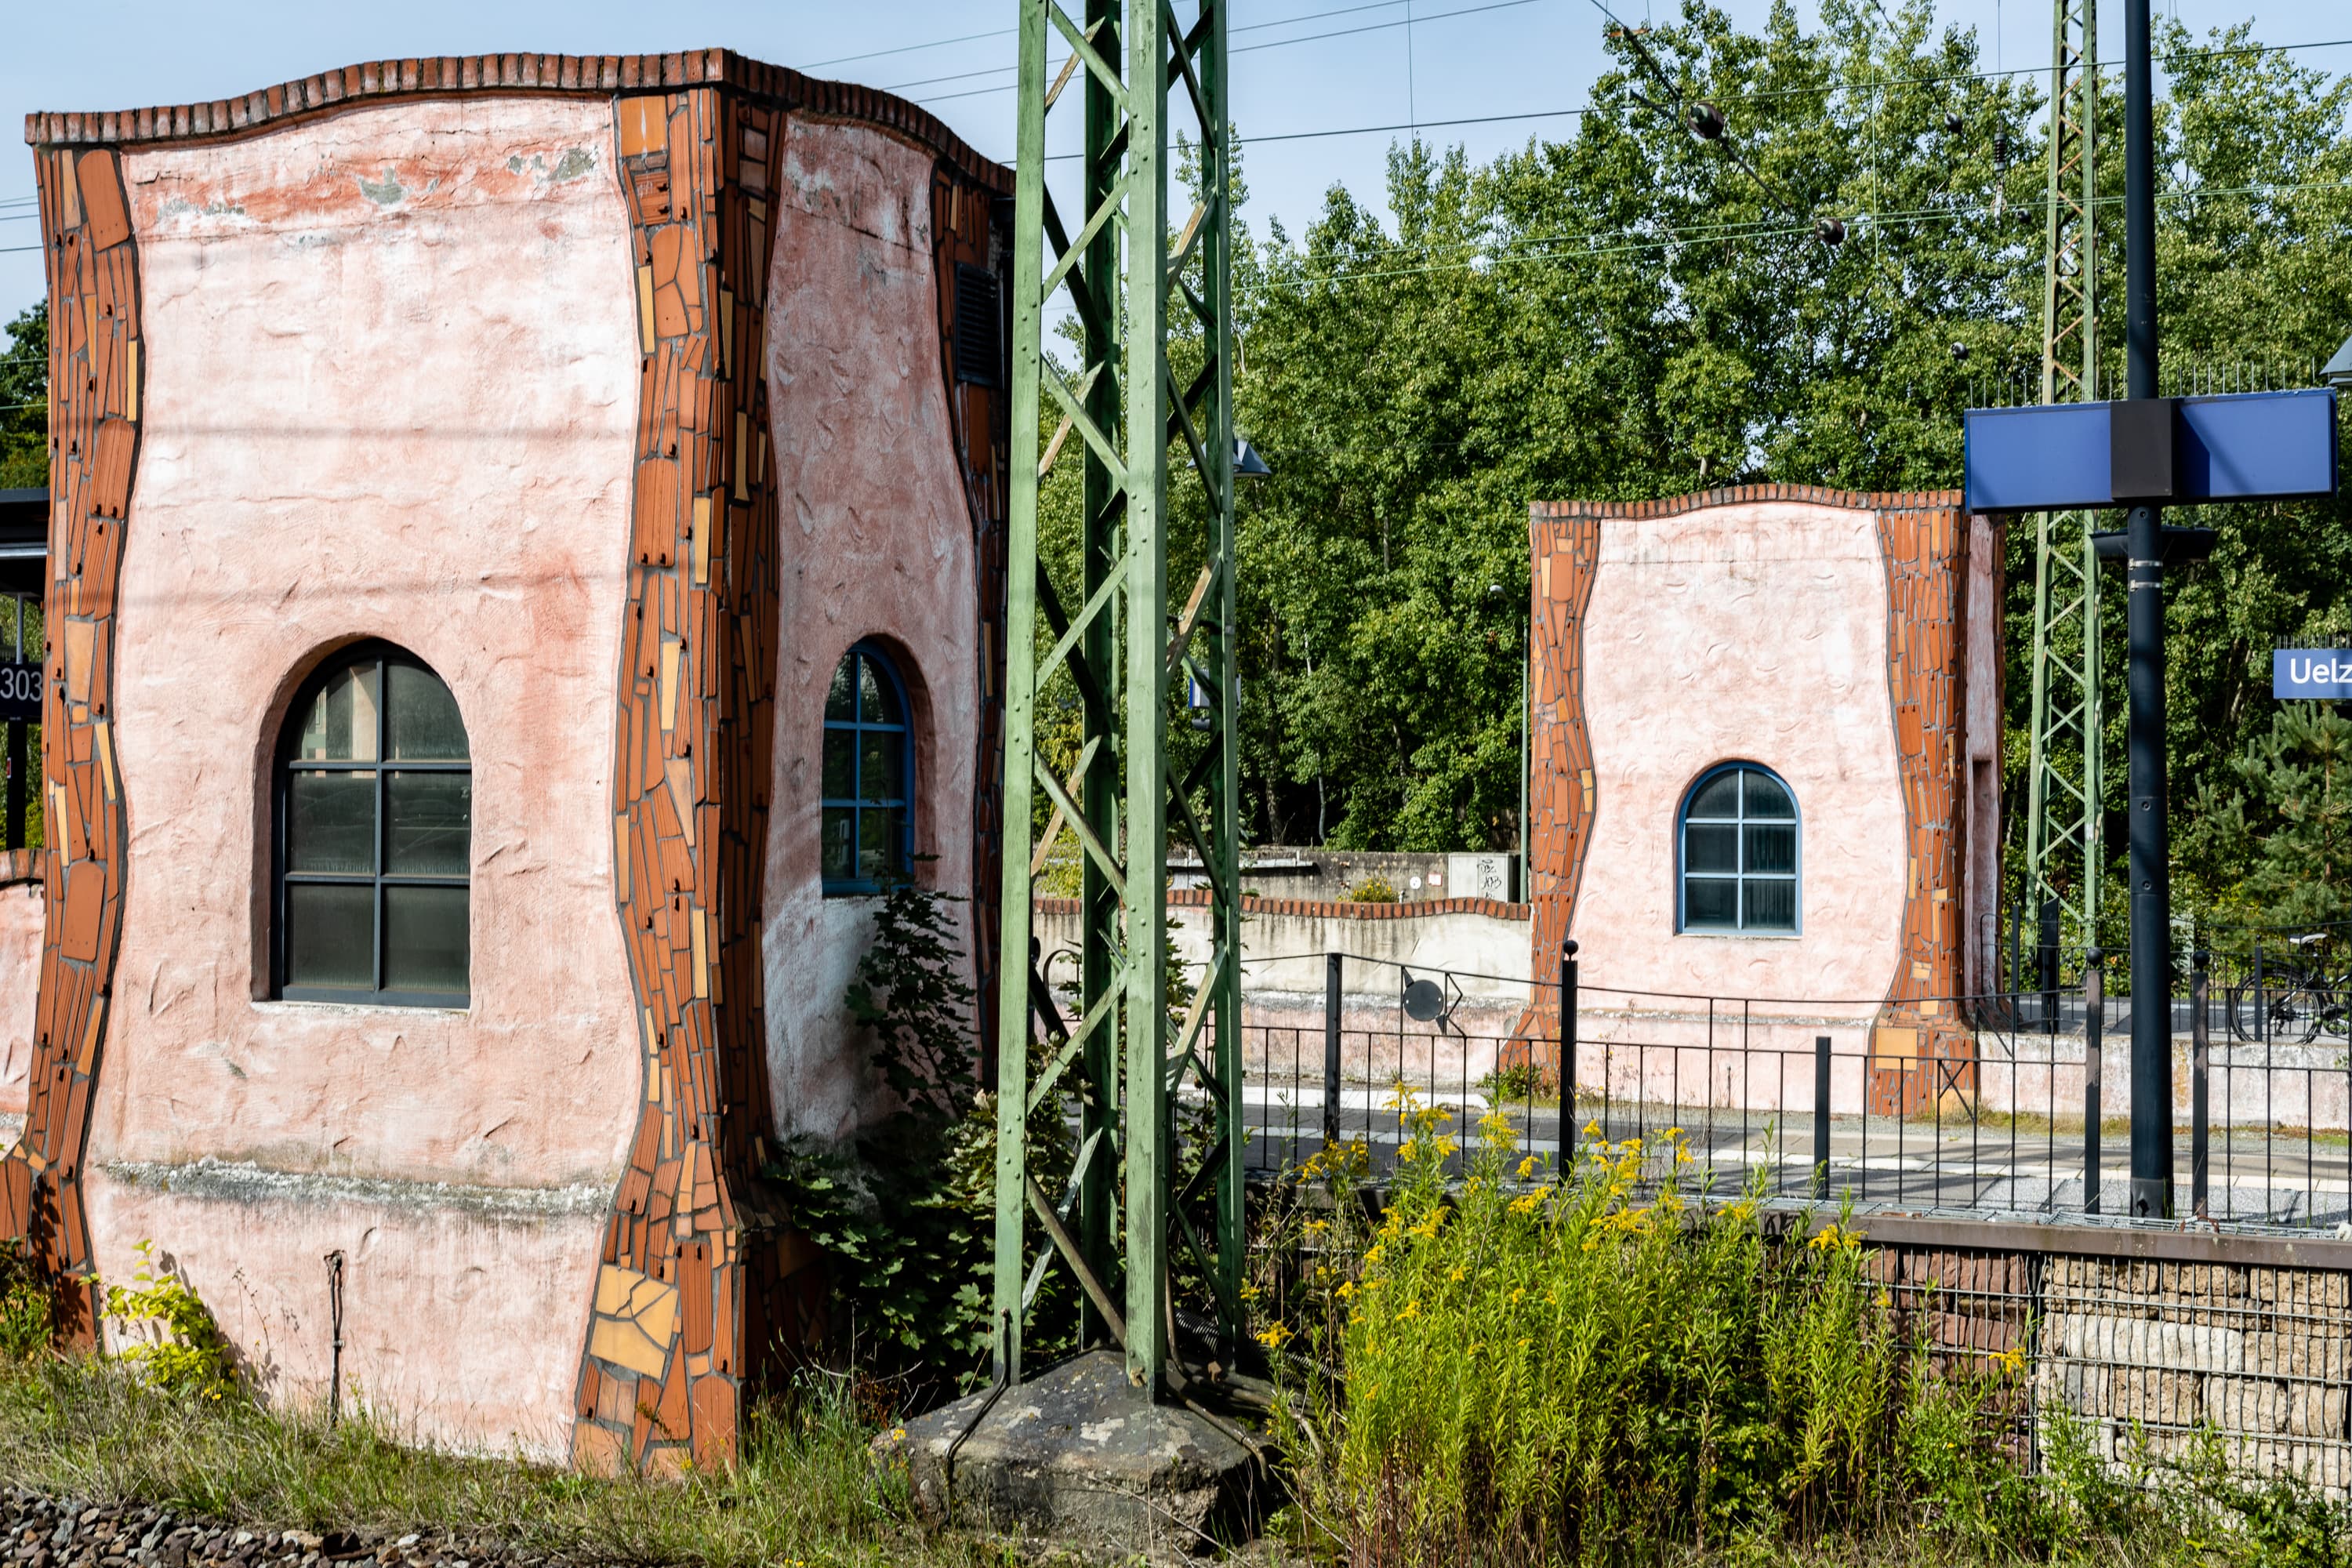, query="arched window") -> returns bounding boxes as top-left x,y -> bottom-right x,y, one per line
1677,762 -> 1798,935
822,642 -> 912,894
275,644 -> 471,1004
